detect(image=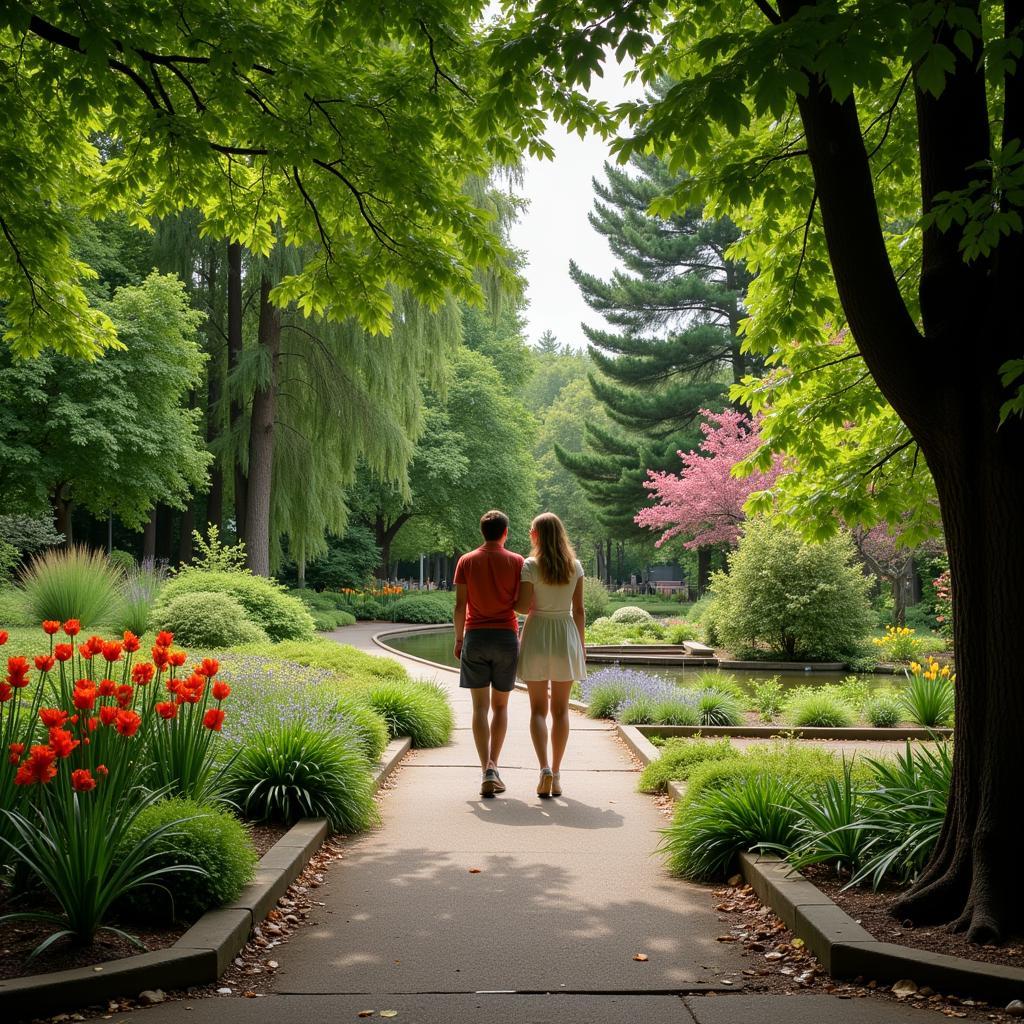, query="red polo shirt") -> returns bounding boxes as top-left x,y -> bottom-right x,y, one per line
453,542 -> 524,632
